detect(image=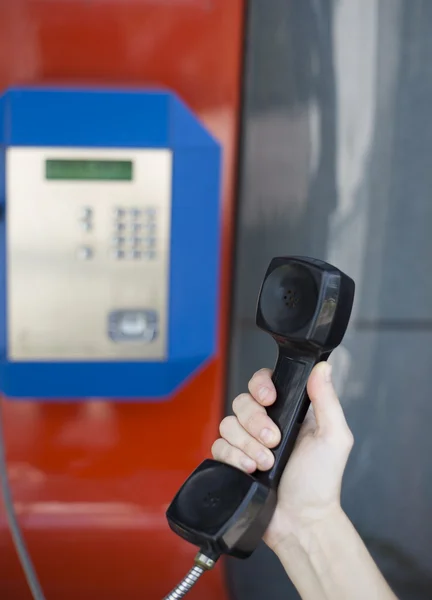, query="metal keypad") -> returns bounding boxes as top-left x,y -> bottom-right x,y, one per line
7,146 -> 171,362
112,207 -> 157,260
